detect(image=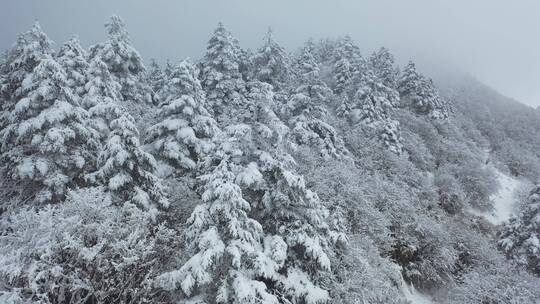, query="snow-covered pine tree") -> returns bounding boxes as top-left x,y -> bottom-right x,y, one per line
344,69 -> 399,125
287,46 -> 348,159
1,56 -> 99,203
89,16 -> 152,115
499,183 -> 540,276
148,58 -> 165,92
146,60 -> 218,174
332,36 -> 363,95
252,28 -> 292,91
398,61 -> 449,119
0,22 -> 53,132
56,37 -> 89,101
380,118 -> 404,155
294,41 -> 332,104
200,23 -> 246,120
82,55 -> 126,144
369,47 -> 399,90
88,111 -> 169,216
82,55 -> 122,110
337,68 -> 403,154
157,81 -> 343,303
